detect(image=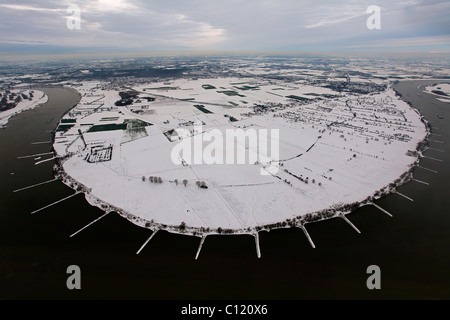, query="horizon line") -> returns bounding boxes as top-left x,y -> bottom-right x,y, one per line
1,50 -> 449,62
